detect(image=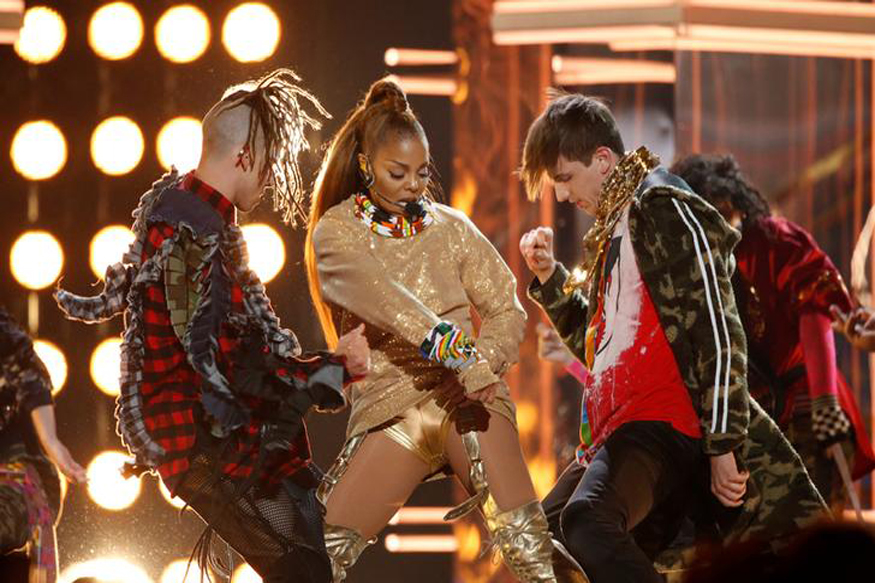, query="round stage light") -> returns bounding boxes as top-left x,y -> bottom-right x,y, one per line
384,48 -> 400,67
222,3 -> 281,63
241,223 -> 285,283
14,6 -> 67,64
157,117 -> 202,173
90,337 -> 122,397
161,559 -> 210,583
10,231 -> 64,290
158,479 -> 187,510
11,120 -> 67,181
233,564 -> 263,583
86,450 -> 142,511
88,2 -> 144,61
156,5 -> 211,63
33,340 -> 68,396
90,225 -> 135,279
91,116 -> 144,176
59,557 -> 152,583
